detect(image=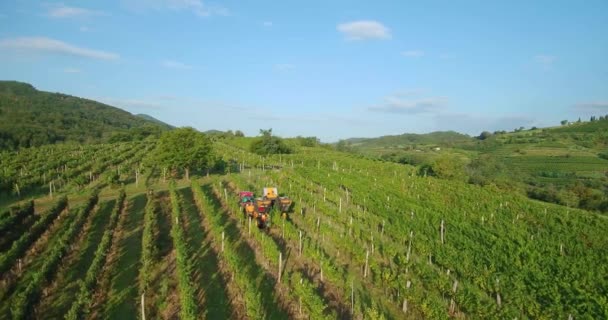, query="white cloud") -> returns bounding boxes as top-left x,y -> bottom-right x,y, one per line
535,54 -> 556,69
574,101 -> 608,113
0,37 -> 119,60
274,63 -> 295,71
162,59 -> 193,70
369,96 -> 447,114
262,21 -> 273,27
123,0 -> 229,17
80,26 -> 90,32
63,67 -> 81,73
47,5 -> 105,18
402,50 -> 425,57
337,20 -> 391,40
